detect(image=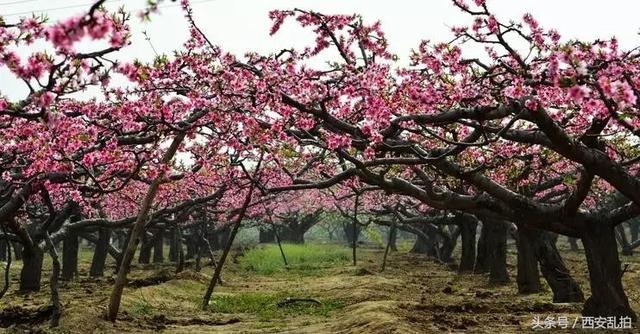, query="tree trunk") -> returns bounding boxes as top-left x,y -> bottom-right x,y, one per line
90,228 -> 112,277
381,225 -> 396,272
410,225 -> 431,254
43,231 -> 62,327
117,231 -> 128,251
12,242 -> 22,260
153,229 -> 164,263
474,222 -> 489,273
581,221 -> 636,321
61,230 -> 79,280
486,220 -> 509,284
616,225 -> 633,256
20,246 -> 43,291
0,239 -> 6,262
185,232 -> 197,259
138,232 -> 152,264
107,132 -> 186,322
194,238 -> 202,272
439,226 -> 459,263
169,228 -> 179,262
516,225 -> 542,294
459,217 -> 477,273
535,231 -> 584,303
278,226 -> 305,244
388,226 -> 398,252
175,227 -> 185,273
258,228 -> 276,243
568,237 -> 579,251
343,223 -> 361,245
202,184 -> 255,309
629,220 -> 639,243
